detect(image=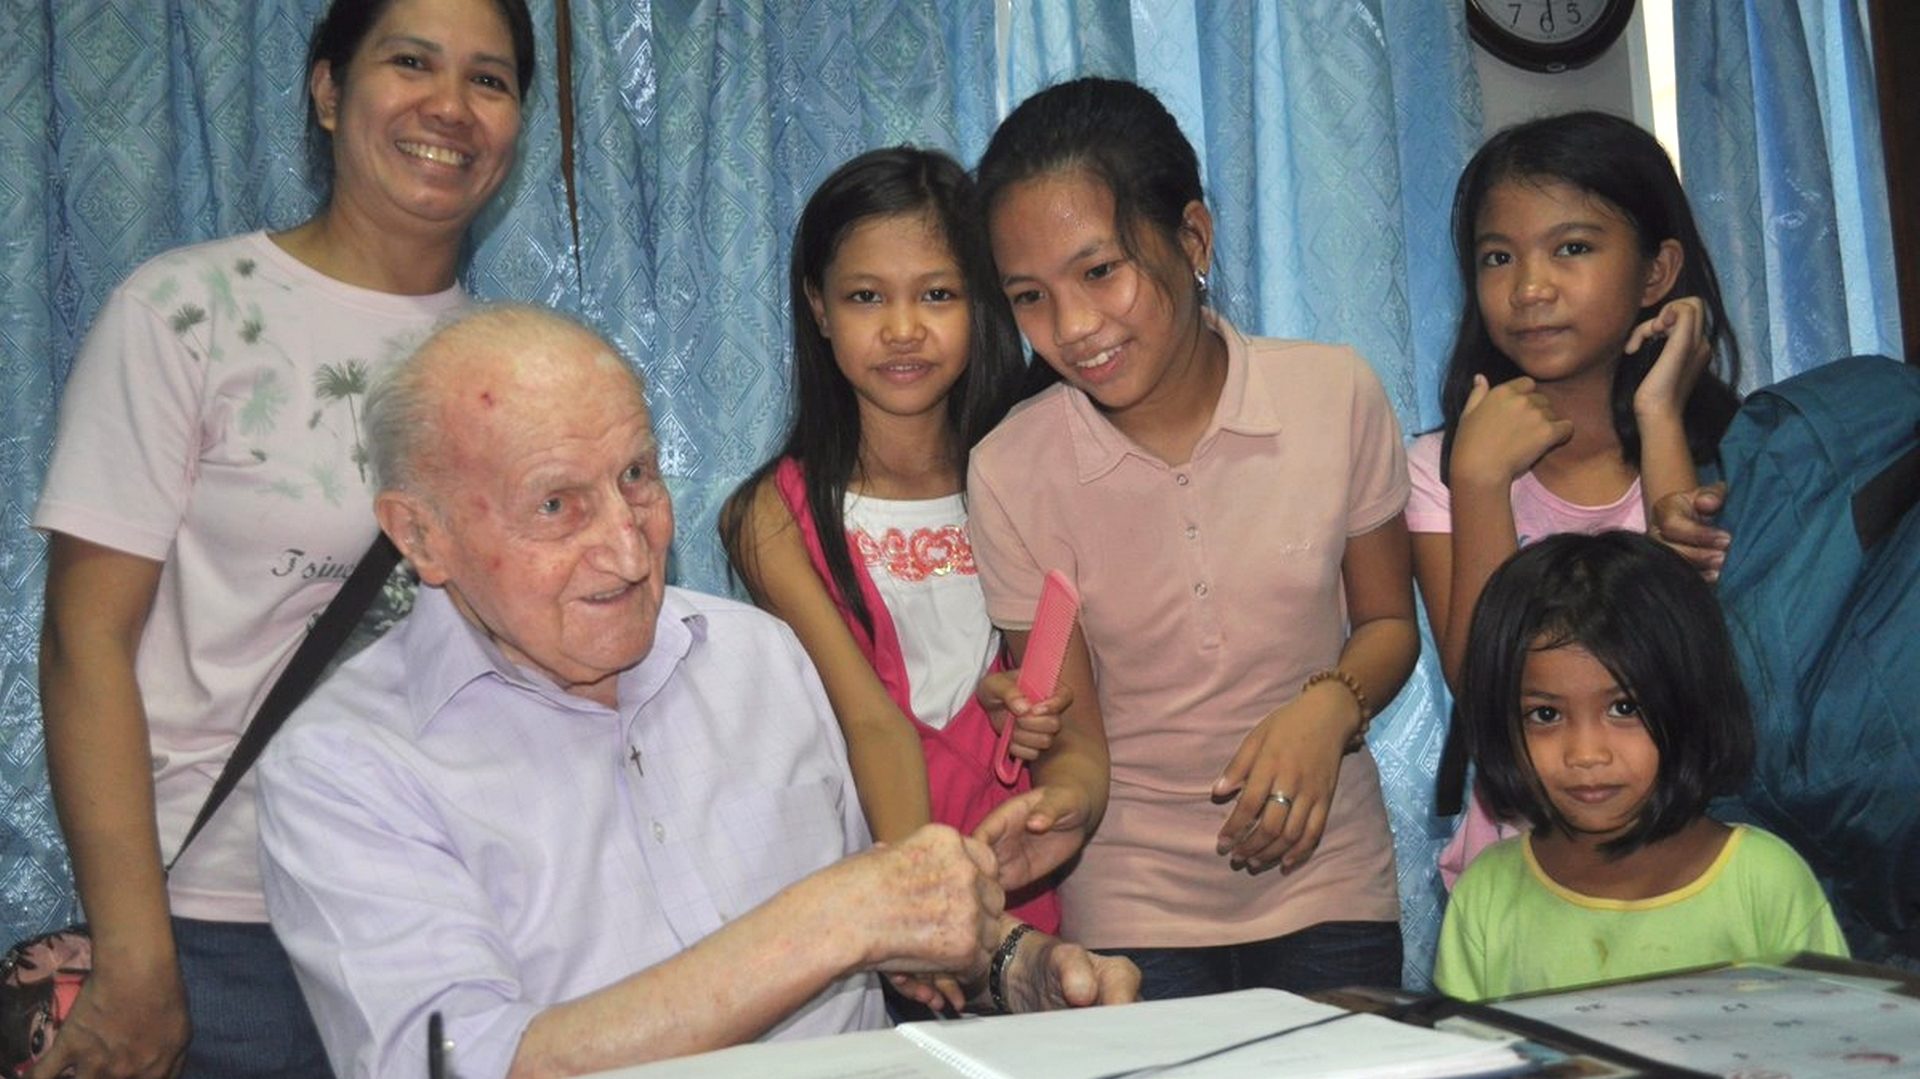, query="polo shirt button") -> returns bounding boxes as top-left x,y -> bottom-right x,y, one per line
1185,525 -> 1198,540
1175,473 -> 1190,486
652,821 -> 667,843
1194,582 -> 1210,598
